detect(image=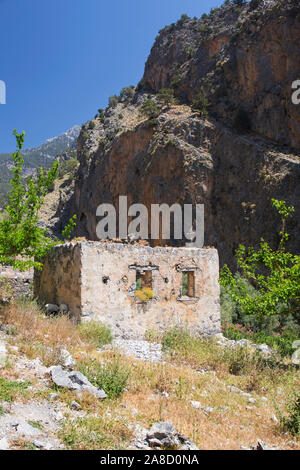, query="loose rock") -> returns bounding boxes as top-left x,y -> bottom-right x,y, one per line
50,365 -> 106,399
